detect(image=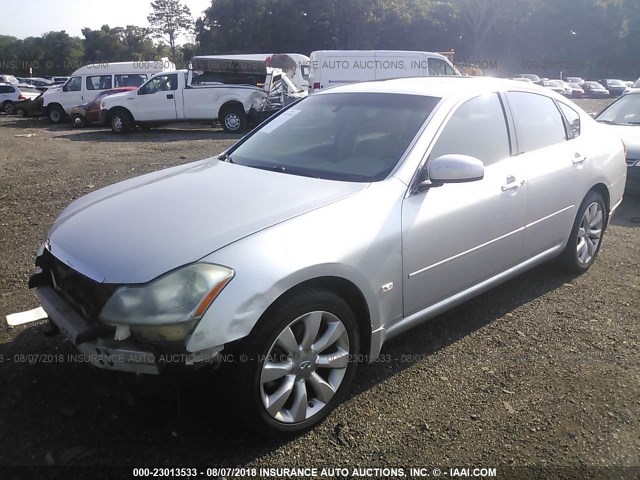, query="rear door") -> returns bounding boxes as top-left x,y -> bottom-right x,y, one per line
505,92 -> 588,257
401,93 -> 527,315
